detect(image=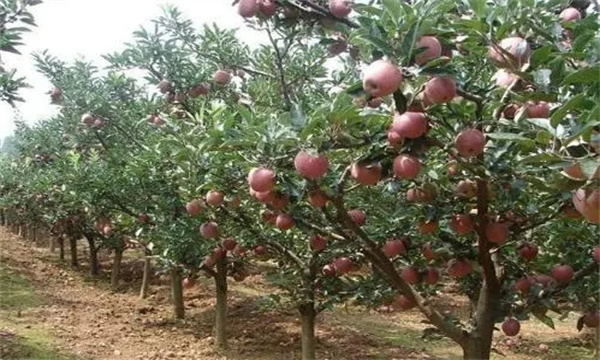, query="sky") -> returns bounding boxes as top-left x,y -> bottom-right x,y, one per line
0,0 -> 266,141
